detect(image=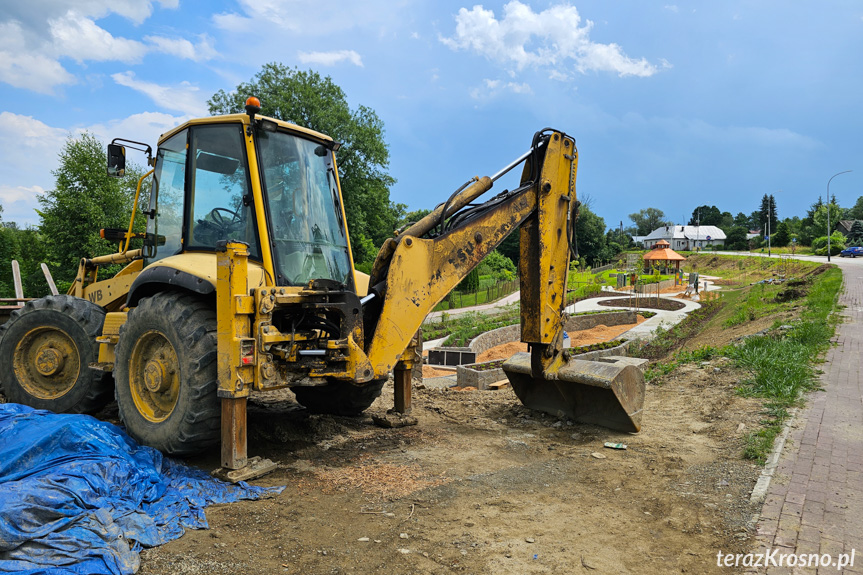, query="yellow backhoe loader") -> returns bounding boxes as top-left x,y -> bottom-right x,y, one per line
0,98 -> 644,476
